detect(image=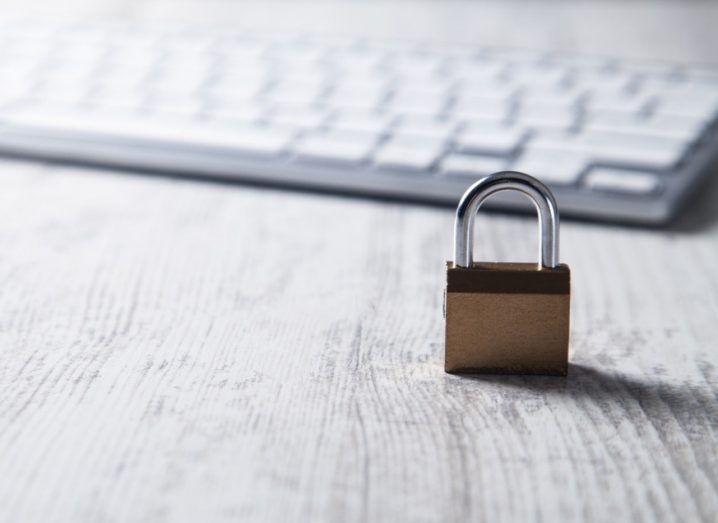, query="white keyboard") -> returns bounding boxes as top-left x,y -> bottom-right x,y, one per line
1,20 -> 717,224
